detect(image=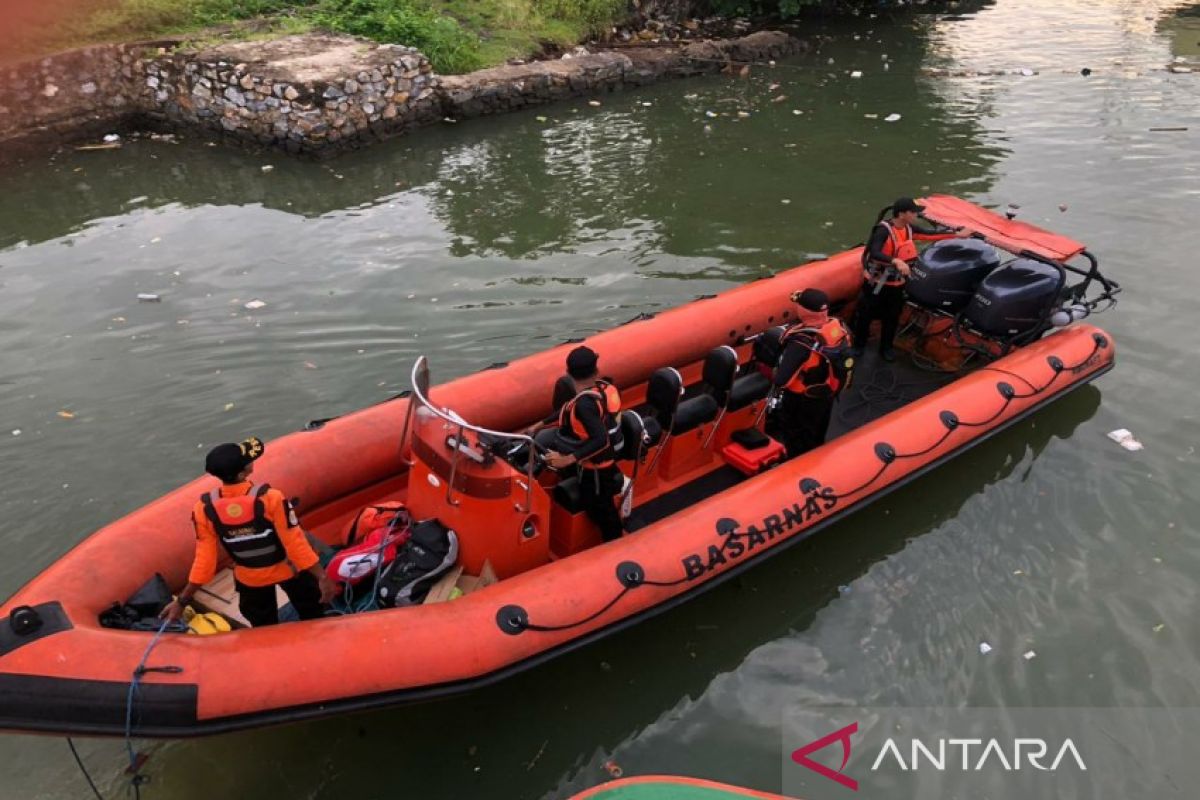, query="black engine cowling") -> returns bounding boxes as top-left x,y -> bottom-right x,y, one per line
907,238 -> 1001,312
965,258 -> 1064,338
